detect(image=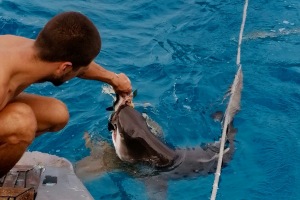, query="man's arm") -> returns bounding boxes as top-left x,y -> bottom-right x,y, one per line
77,61 -> 132,95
